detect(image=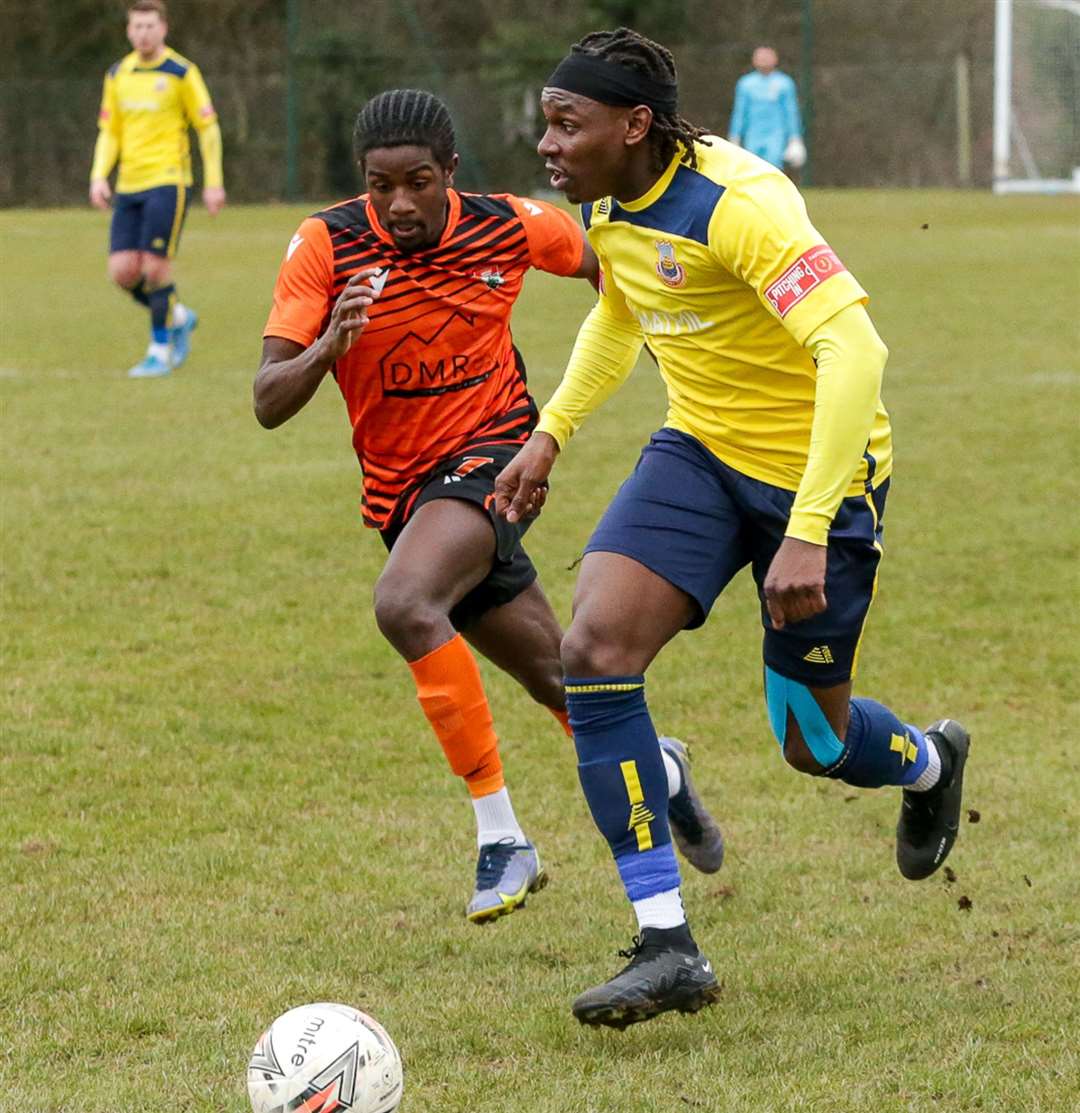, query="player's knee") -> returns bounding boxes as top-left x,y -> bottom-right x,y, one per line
108,257 -> 141,288
373,580 -> 441,650
141,256 -> 171,287
561,617 -> 637,678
